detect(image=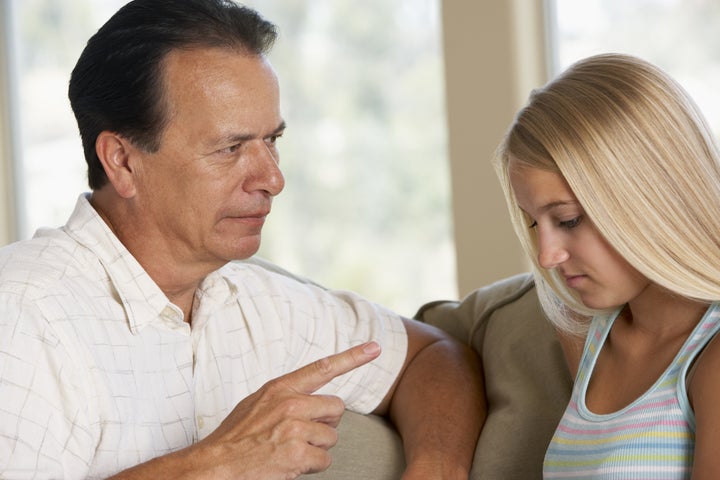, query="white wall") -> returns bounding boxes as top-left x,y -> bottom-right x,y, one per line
442,0 -> 548,296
